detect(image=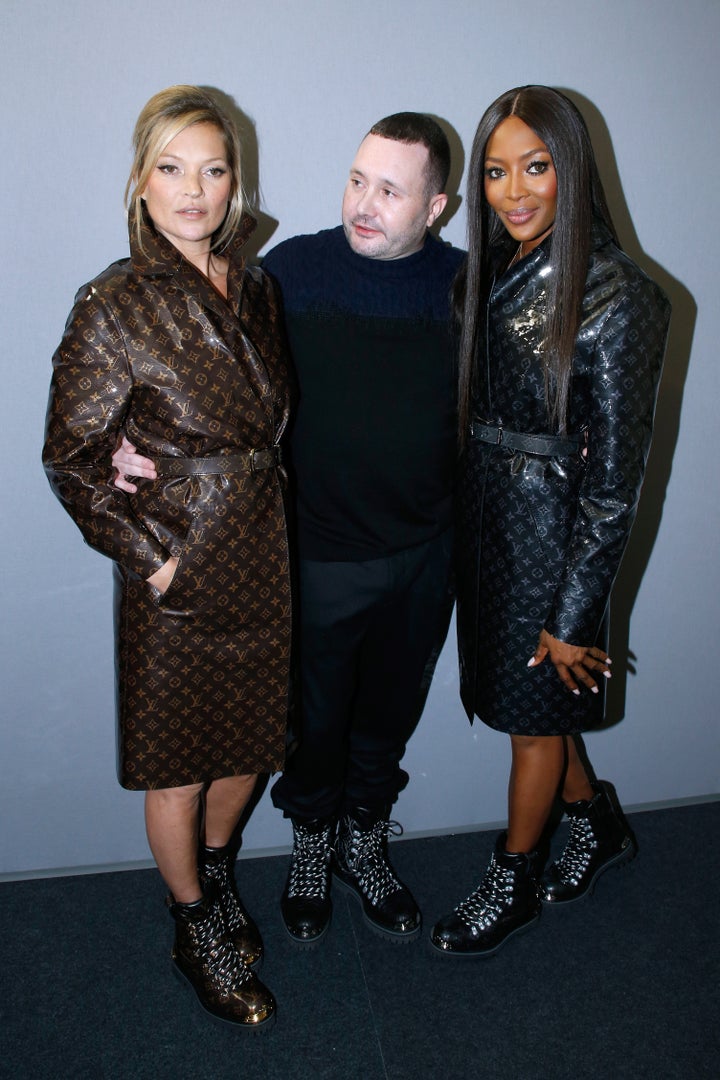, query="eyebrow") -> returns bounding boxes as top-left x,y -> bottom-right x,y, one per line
350,167 -> 407,194
157,152 -> 228,163
485,146 -> 550,163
